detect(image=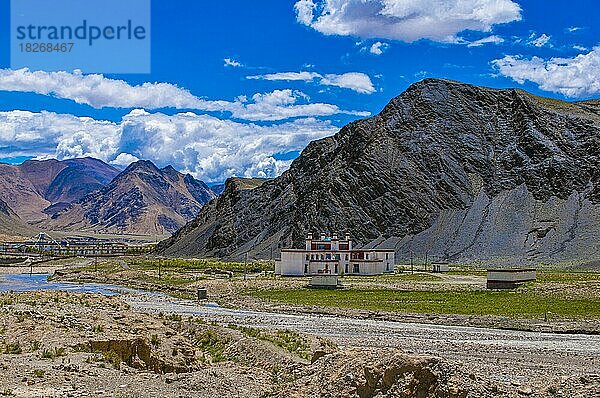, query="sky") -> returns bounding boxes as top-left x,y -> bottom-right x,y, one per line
0,0 -> 598,183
